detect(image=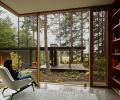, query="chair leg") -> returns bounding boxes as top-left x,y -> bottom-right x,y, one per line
11,90 -> 19,100
11,83 -> 35,100
2,87 -> 8,96
32,83 -> 34,92
11,95 -> 13,100
2,83 -> 34,100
